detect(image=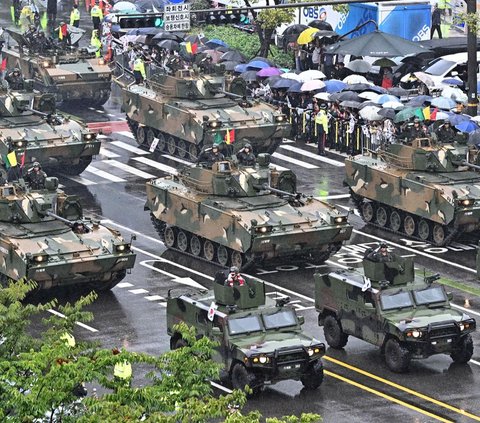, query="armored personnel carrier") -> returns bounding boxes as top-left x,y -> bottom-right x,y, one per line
3,29 -> 112,106
0,84 -> 100,175
146,154 -> 352,268
345,137 -> 480,246
167,274 -> 325,394
315,248 -> 476,372
0,177 -> 136,291
117,68 -> 291,161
